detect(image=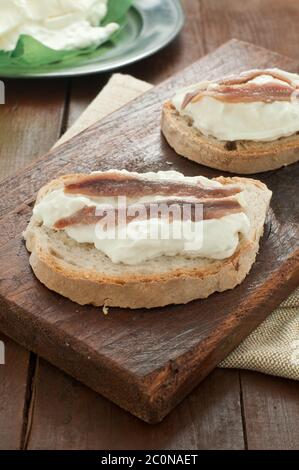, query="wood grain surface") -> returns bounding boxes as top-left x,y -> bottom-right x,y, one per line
0,0 -> 299,450
0,39 -> 298,425
0,334 -> 32,450
27,363 -> 244,450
